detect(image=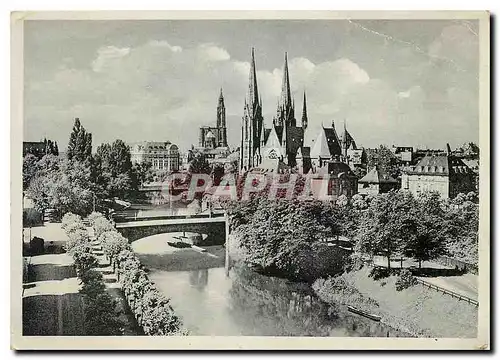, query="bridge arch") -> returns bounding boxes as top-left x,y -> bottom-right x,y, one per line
115,218 -> 227,245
